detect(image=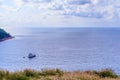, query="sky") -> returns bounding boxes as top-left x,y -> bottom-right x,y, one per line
0,0 -> 120,28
